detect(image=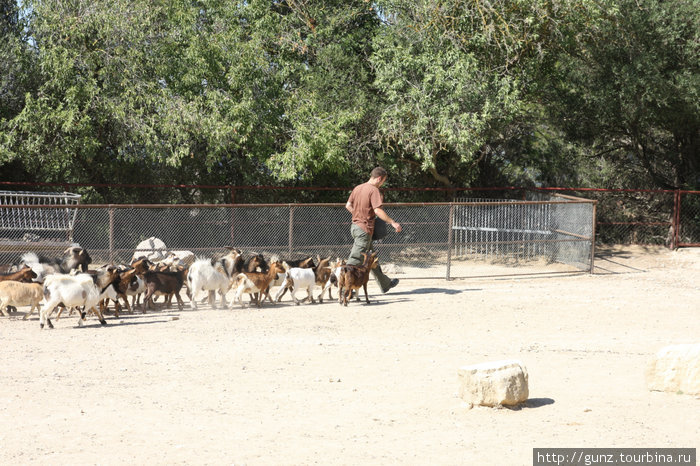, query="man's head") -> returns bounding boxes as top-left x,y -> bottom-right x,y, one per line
369,167 -> 388,186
